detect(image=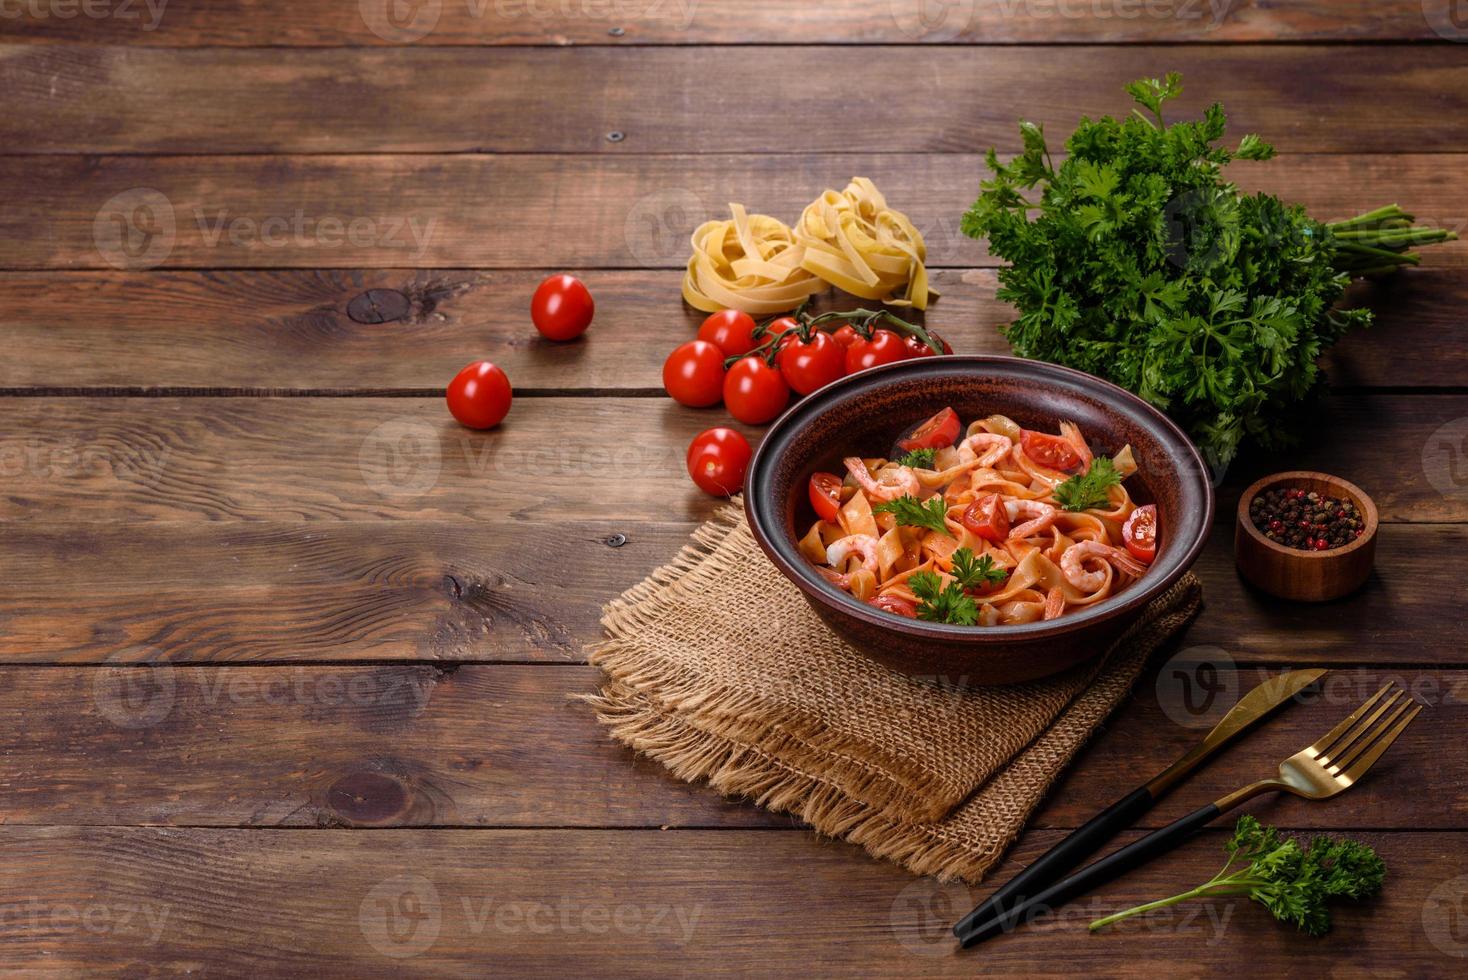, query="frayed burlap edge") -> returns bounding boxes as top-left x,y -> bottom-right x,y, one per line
587,501 -> 977,824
